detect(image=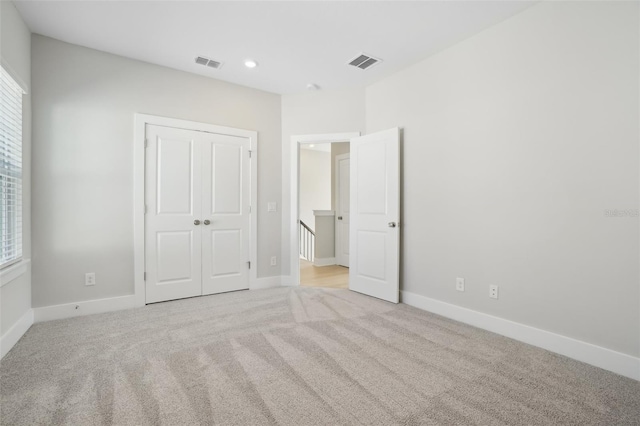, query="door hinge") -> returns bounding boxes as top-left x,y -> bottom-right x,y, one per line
144,139 -> 148,148
247,261 -> 251,269
248,205 -> 251,213
248,150 -> 252,158
144,272 -> 146,281
144,204 -> 148,214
